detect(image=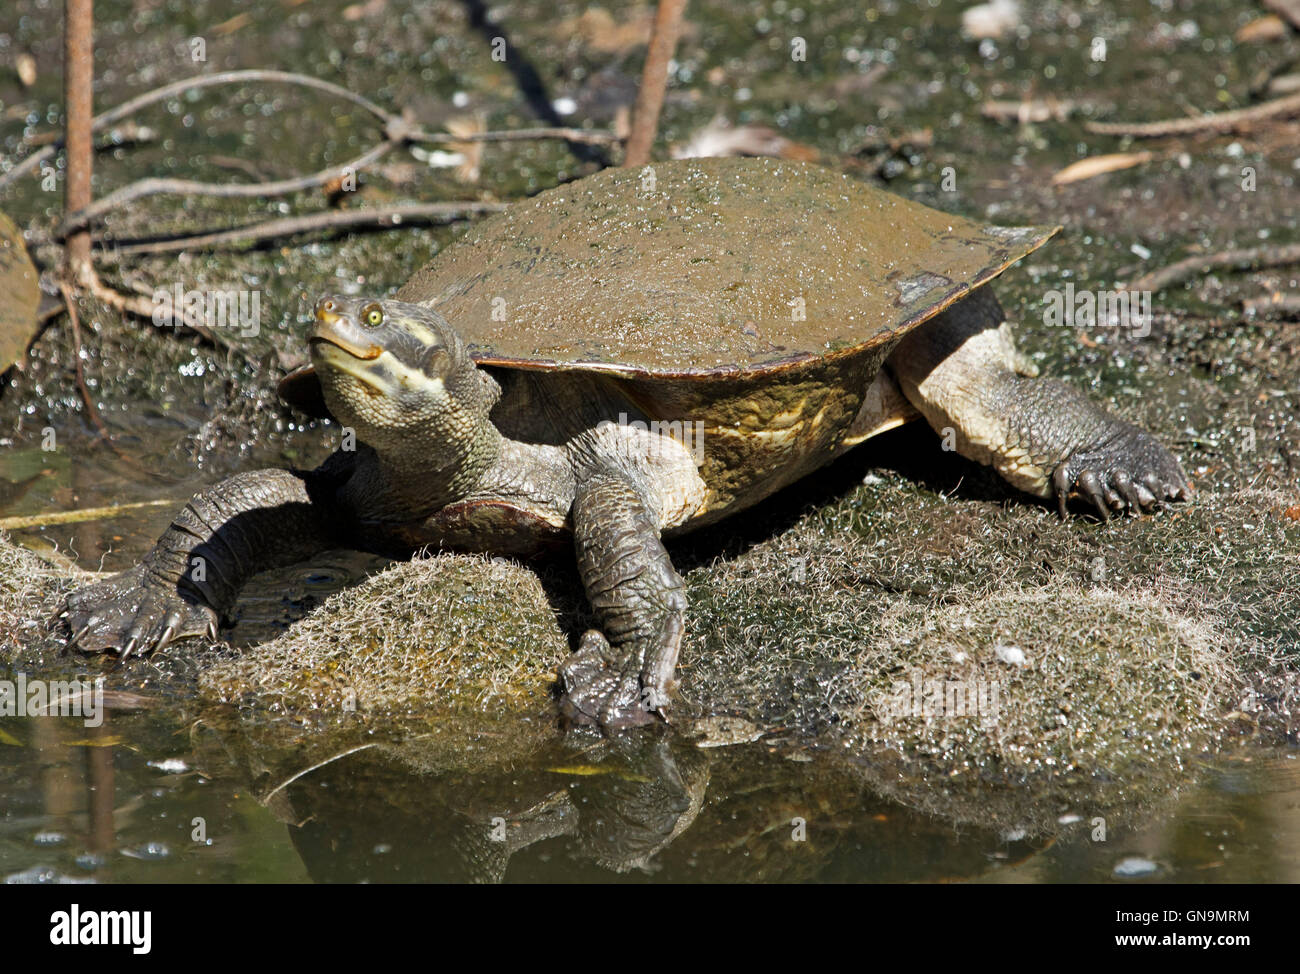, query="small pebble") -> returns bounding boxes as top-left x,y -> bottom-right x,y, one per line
147,758 -> 189,774
1113,856 -> 1159,878
994,643 -> 1026,666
